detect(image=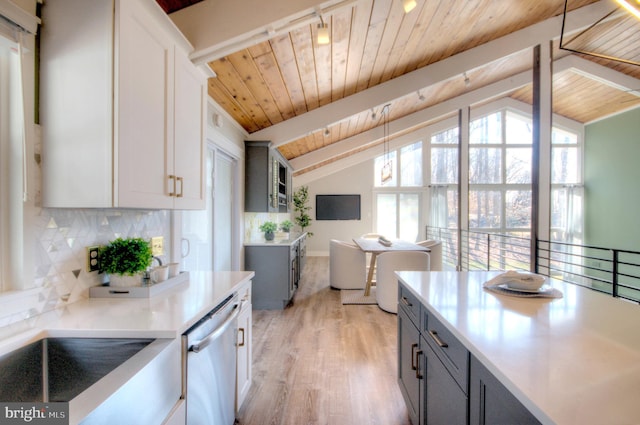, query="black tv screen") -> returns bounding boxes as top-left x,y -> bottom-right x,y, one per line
316,194 -> 361,220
